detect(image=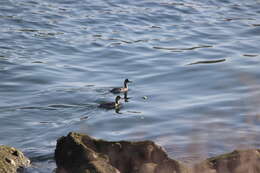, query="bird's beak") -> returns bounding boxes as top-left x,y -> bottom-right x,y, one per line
128,80 -> 133,83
